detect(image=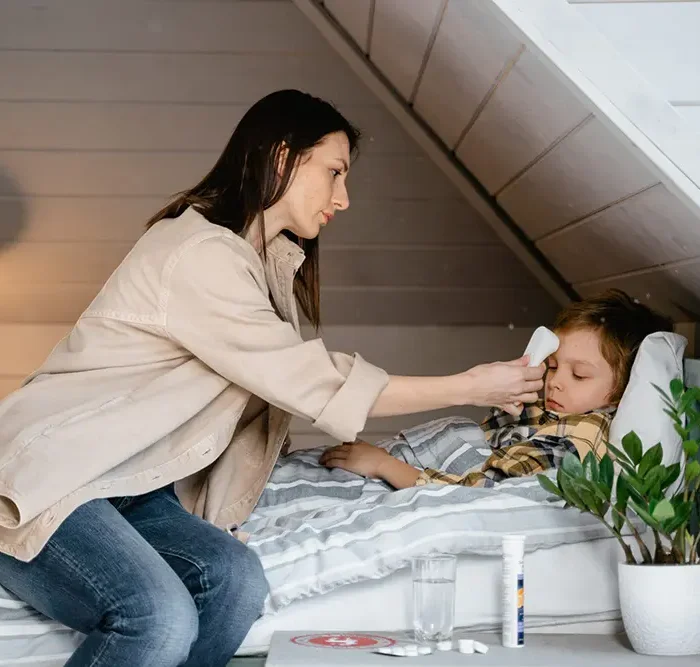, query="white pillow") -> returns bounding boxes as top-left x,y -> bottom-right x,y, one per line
609,331 -> 687,466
